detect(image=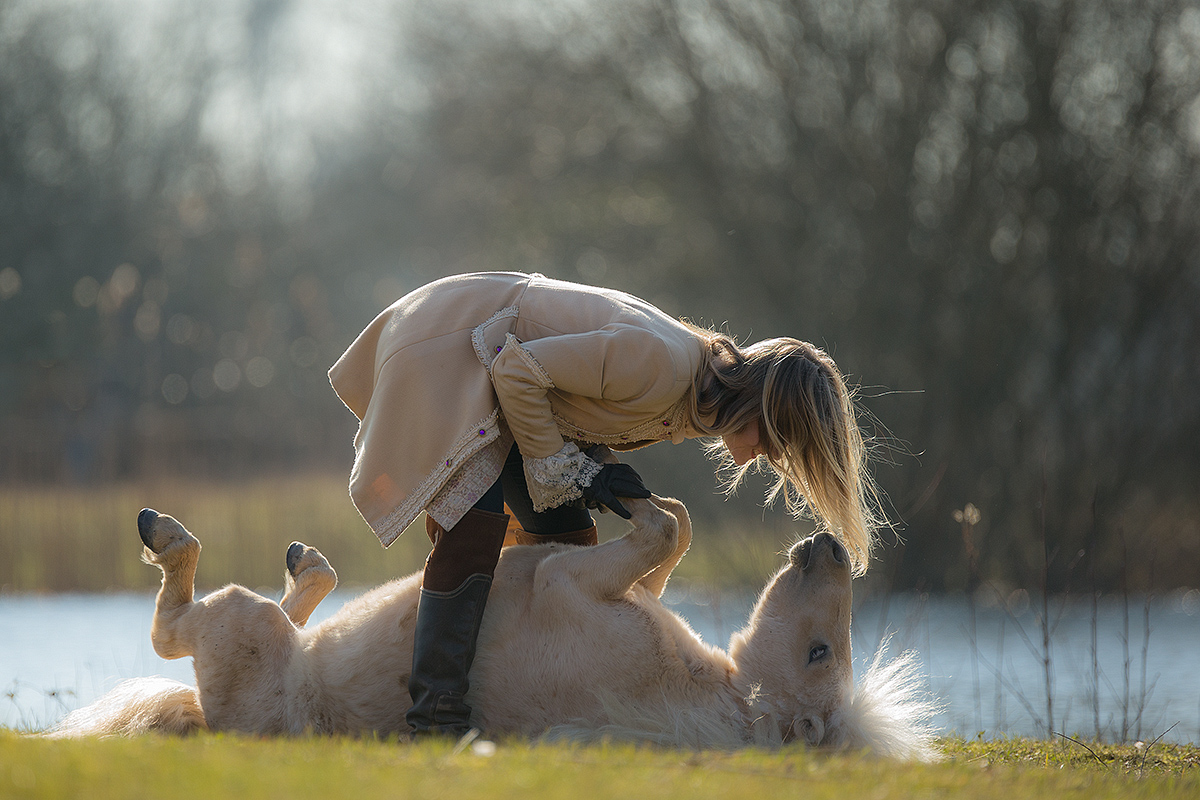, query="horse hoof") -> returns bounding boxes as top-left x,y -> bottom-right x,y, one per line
138,508 -> 160,551
286,542 -> 306,577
